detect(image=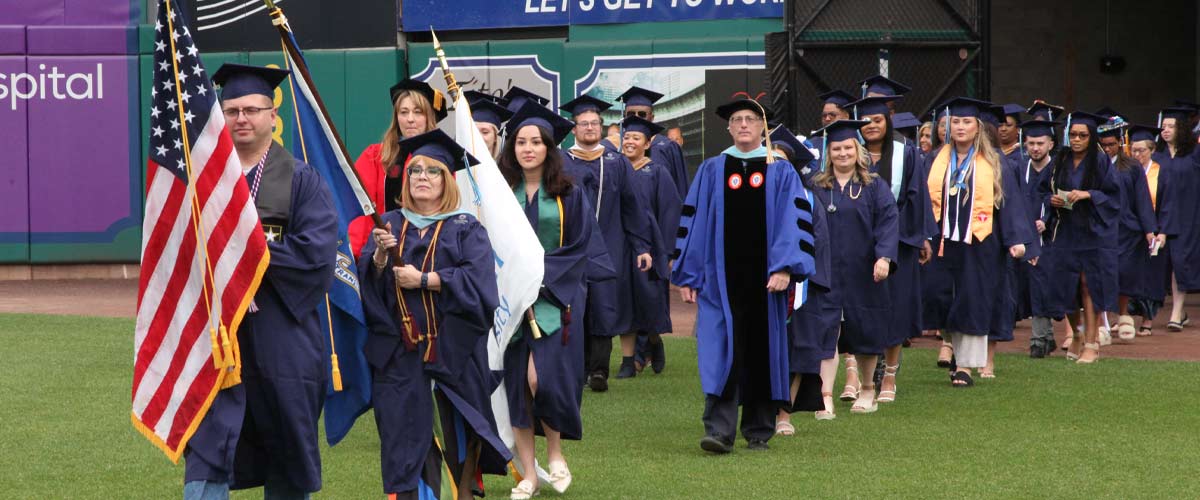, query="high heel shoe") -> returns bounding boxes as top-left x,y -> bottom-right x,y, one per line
1076,343 -> 1100,364
840,358 -> 860,401
877,365 -> 898,403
